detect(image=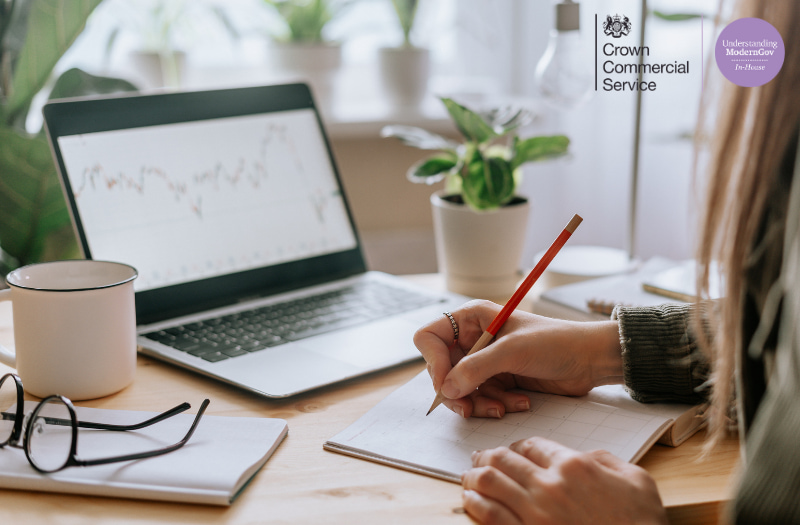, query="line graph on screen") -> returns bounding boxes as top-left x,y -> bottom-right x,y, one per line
56,110 -> 357,290
70,122 -> 313,221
